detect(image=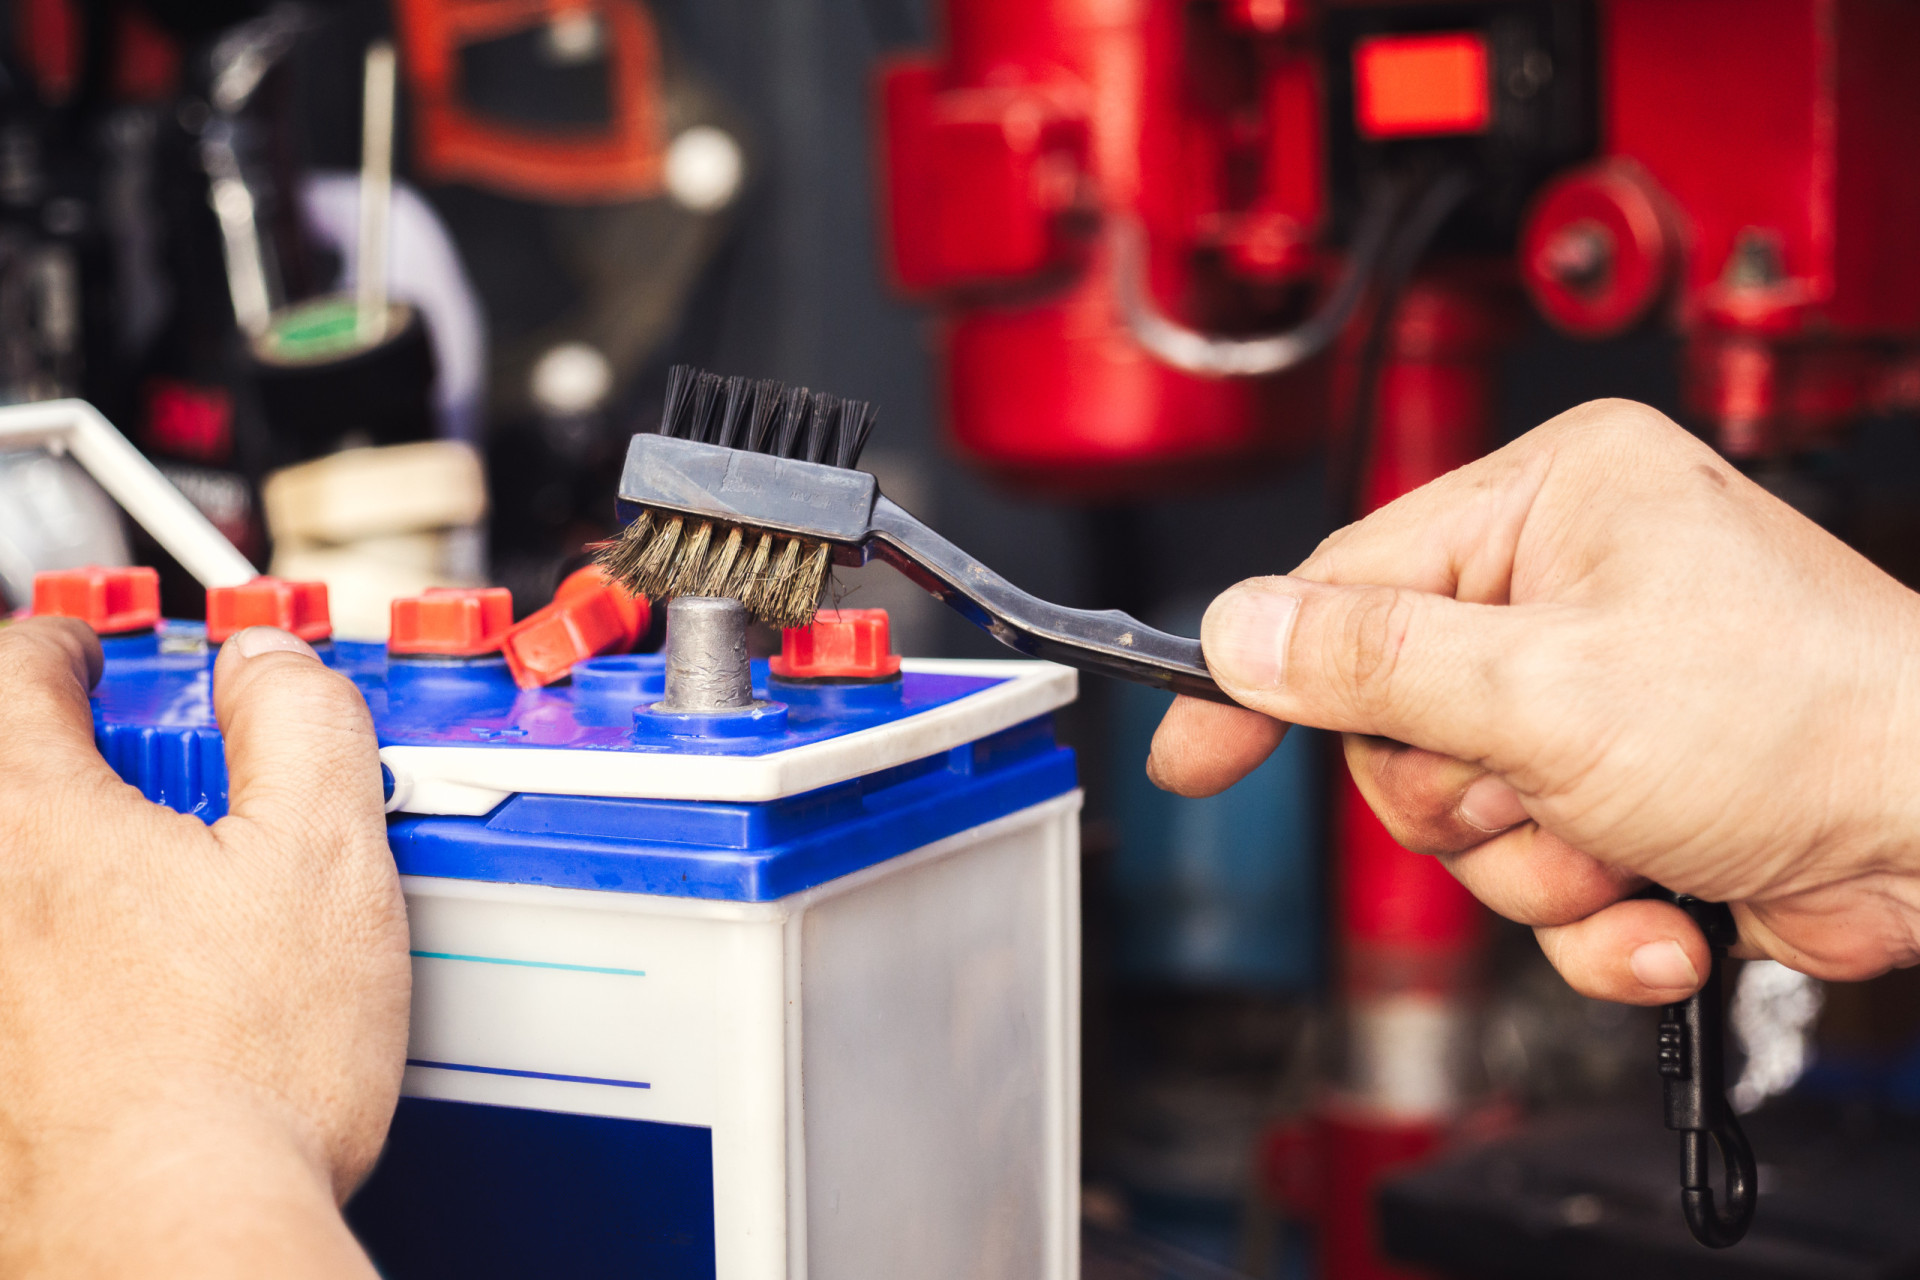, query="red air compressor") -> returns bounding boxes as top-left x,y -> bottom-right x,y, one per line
880,2 -> 1920,1277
